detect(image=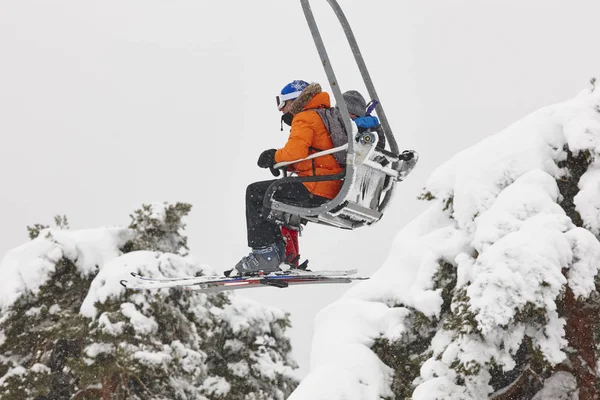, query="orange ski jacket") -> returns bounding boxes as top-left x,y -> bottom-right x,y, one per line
274,86 -> 343,199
